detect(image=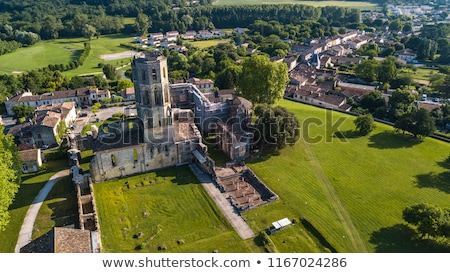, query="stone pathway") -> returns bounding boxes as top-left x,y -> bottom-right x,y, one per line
14,169 -> 70,253
189,164 -> 255,240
